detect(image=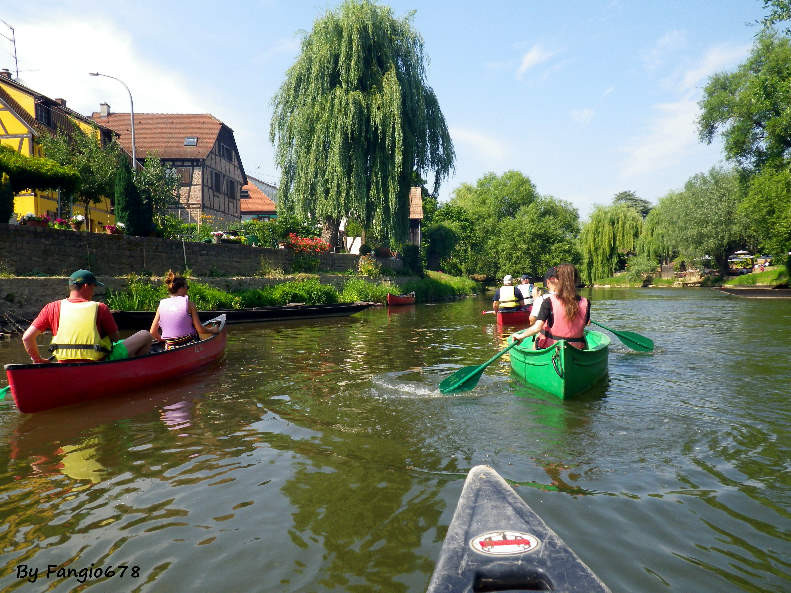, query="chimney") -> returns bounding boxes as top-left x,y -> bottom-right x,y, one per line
0,69 -> 11,79
54,98 -> 67,107
99,102 -> 110,117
